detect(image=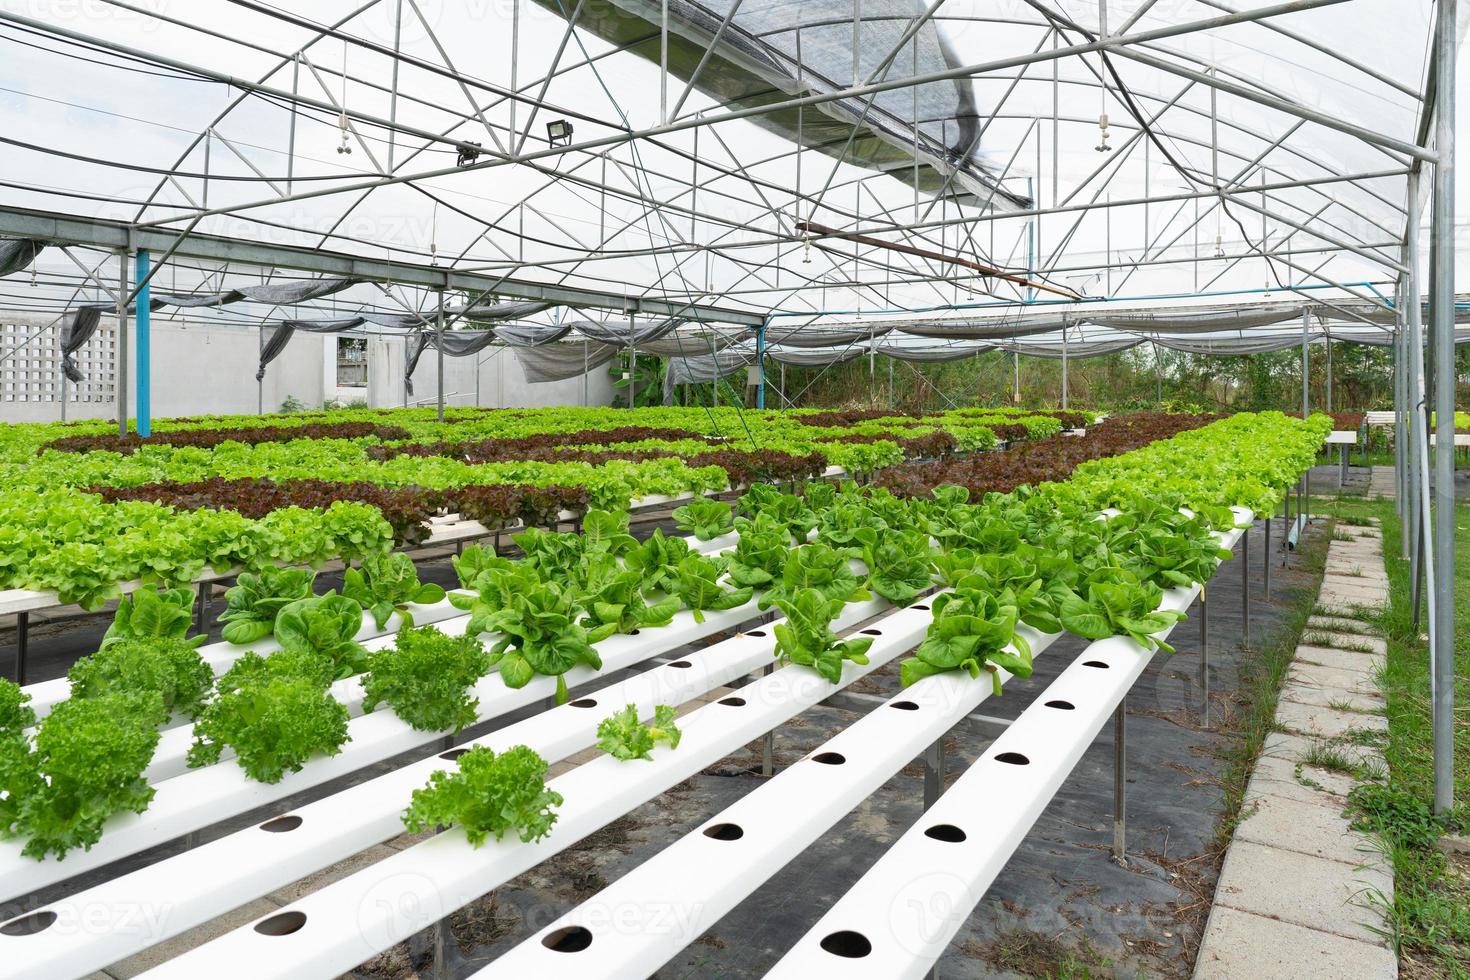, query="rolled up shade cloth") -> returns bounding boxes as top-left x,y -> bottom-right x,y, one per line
403,328 -> 501,394
256,312 -> 428,381
0,238 -> 45,277
492,321 -> 575,347
58,307 -> 103,382
458,300 -> 554,321
764,322 -> 893,348
515,339 -> 622,384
